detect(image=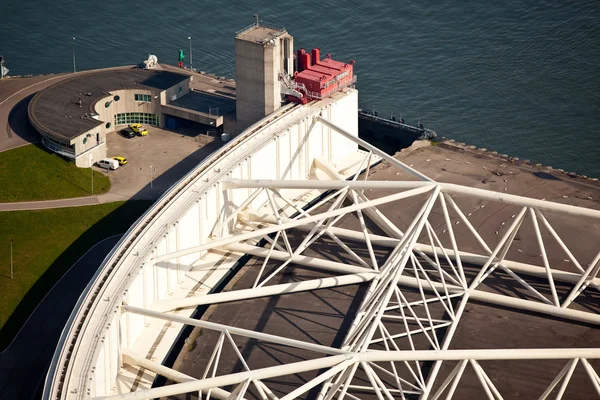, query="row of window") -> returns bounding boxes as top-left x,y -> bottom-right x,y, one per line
135,94 -> 152,102
114,112 -> 160,126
